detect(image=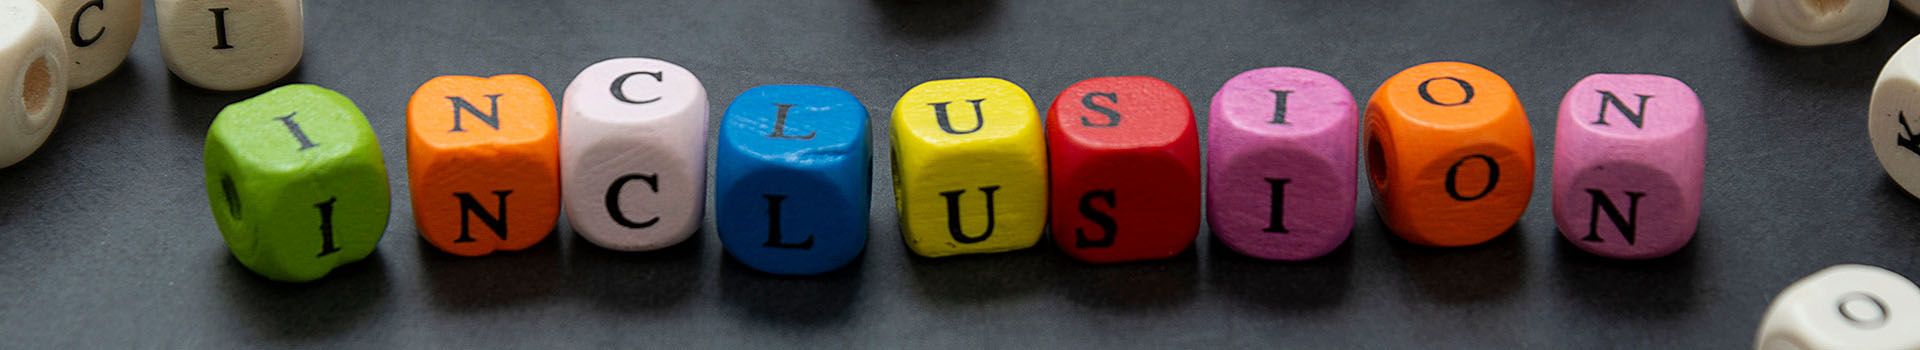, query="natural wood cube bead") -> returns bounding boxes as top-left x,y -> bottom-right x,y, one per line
560,58 -> 708,252
406,74 -> 560,257
1870,35 -> 1920,199
0,0 -> 69,168
36,0 -> 140,89
1735,0 -> 1886,46
1552,73 -> 1705,260
156,0 -> 302,91
890,77 -> 1047,258
1364,61 -> 1534,247
1756,265 -> 1920,350
1206,67 -> 1356,261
